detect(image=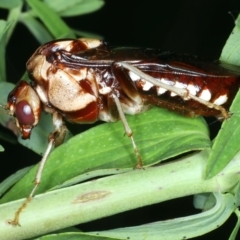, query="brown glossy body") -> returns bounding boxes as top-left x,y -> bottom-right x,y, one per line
27,39 -> 240,123
8,38 -> 240,139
